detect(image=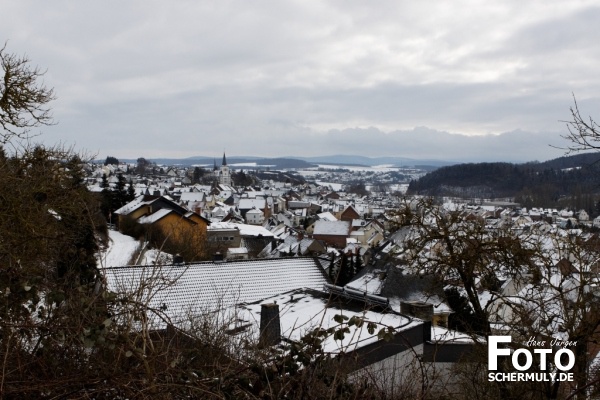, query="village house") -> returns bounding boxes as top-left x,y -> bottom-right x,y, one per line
311,220 -> 352,248
259,227 -> 327,258
101,256 -> 474,397
238,197 -> 271,220
114,194 -> 211,259
244,207 -> 265,225
239,285 -> 474,396
207,222 -> 243,251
